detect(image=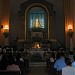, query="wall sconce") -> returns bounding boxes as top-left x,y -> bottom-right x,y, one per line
68,25 -> 74,37
3,25 -> 9,38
